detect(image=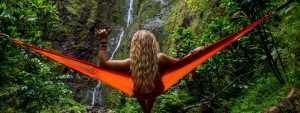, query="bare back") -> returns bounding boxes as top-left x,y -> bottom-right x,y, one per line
99,53 -> 177,73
